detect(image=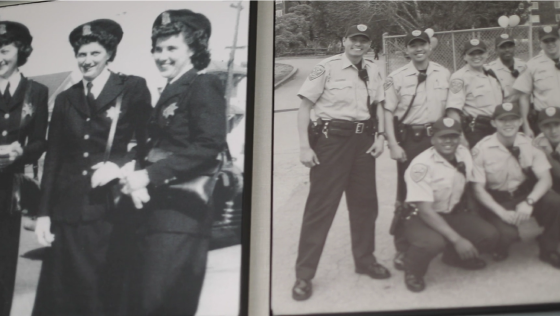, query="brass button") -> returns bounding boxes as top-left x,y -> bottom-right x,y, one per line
82,170 -> 88,176
83,152 -> 89,158
84,134 -> 90,140
4,114 -> 9,119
